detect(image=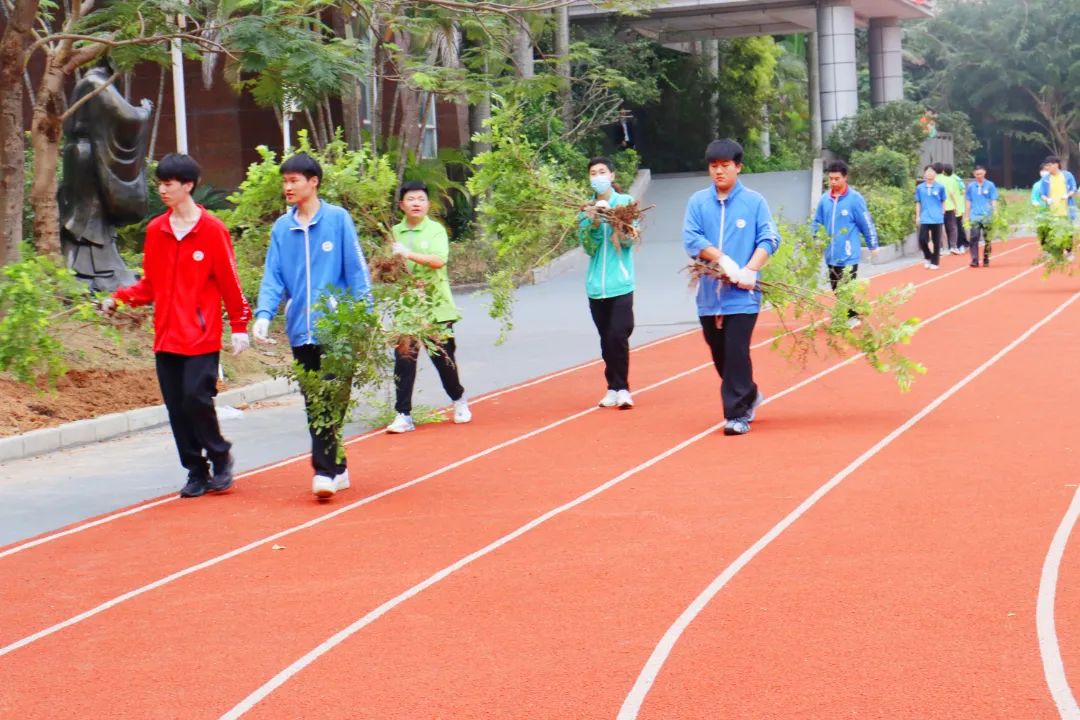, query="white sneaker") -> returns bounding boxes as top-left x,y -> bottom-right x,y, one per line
846,317 -> 862,329
923,260 -> 931,268
615,389 -> 634,409
453,398 -> 472,424
953,248 -> 964,255
334,470 -> 350,492
386,413 -> 415,434
928,264 -> 939,270
312,474 -> 336,499
598,390 -> 618,408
